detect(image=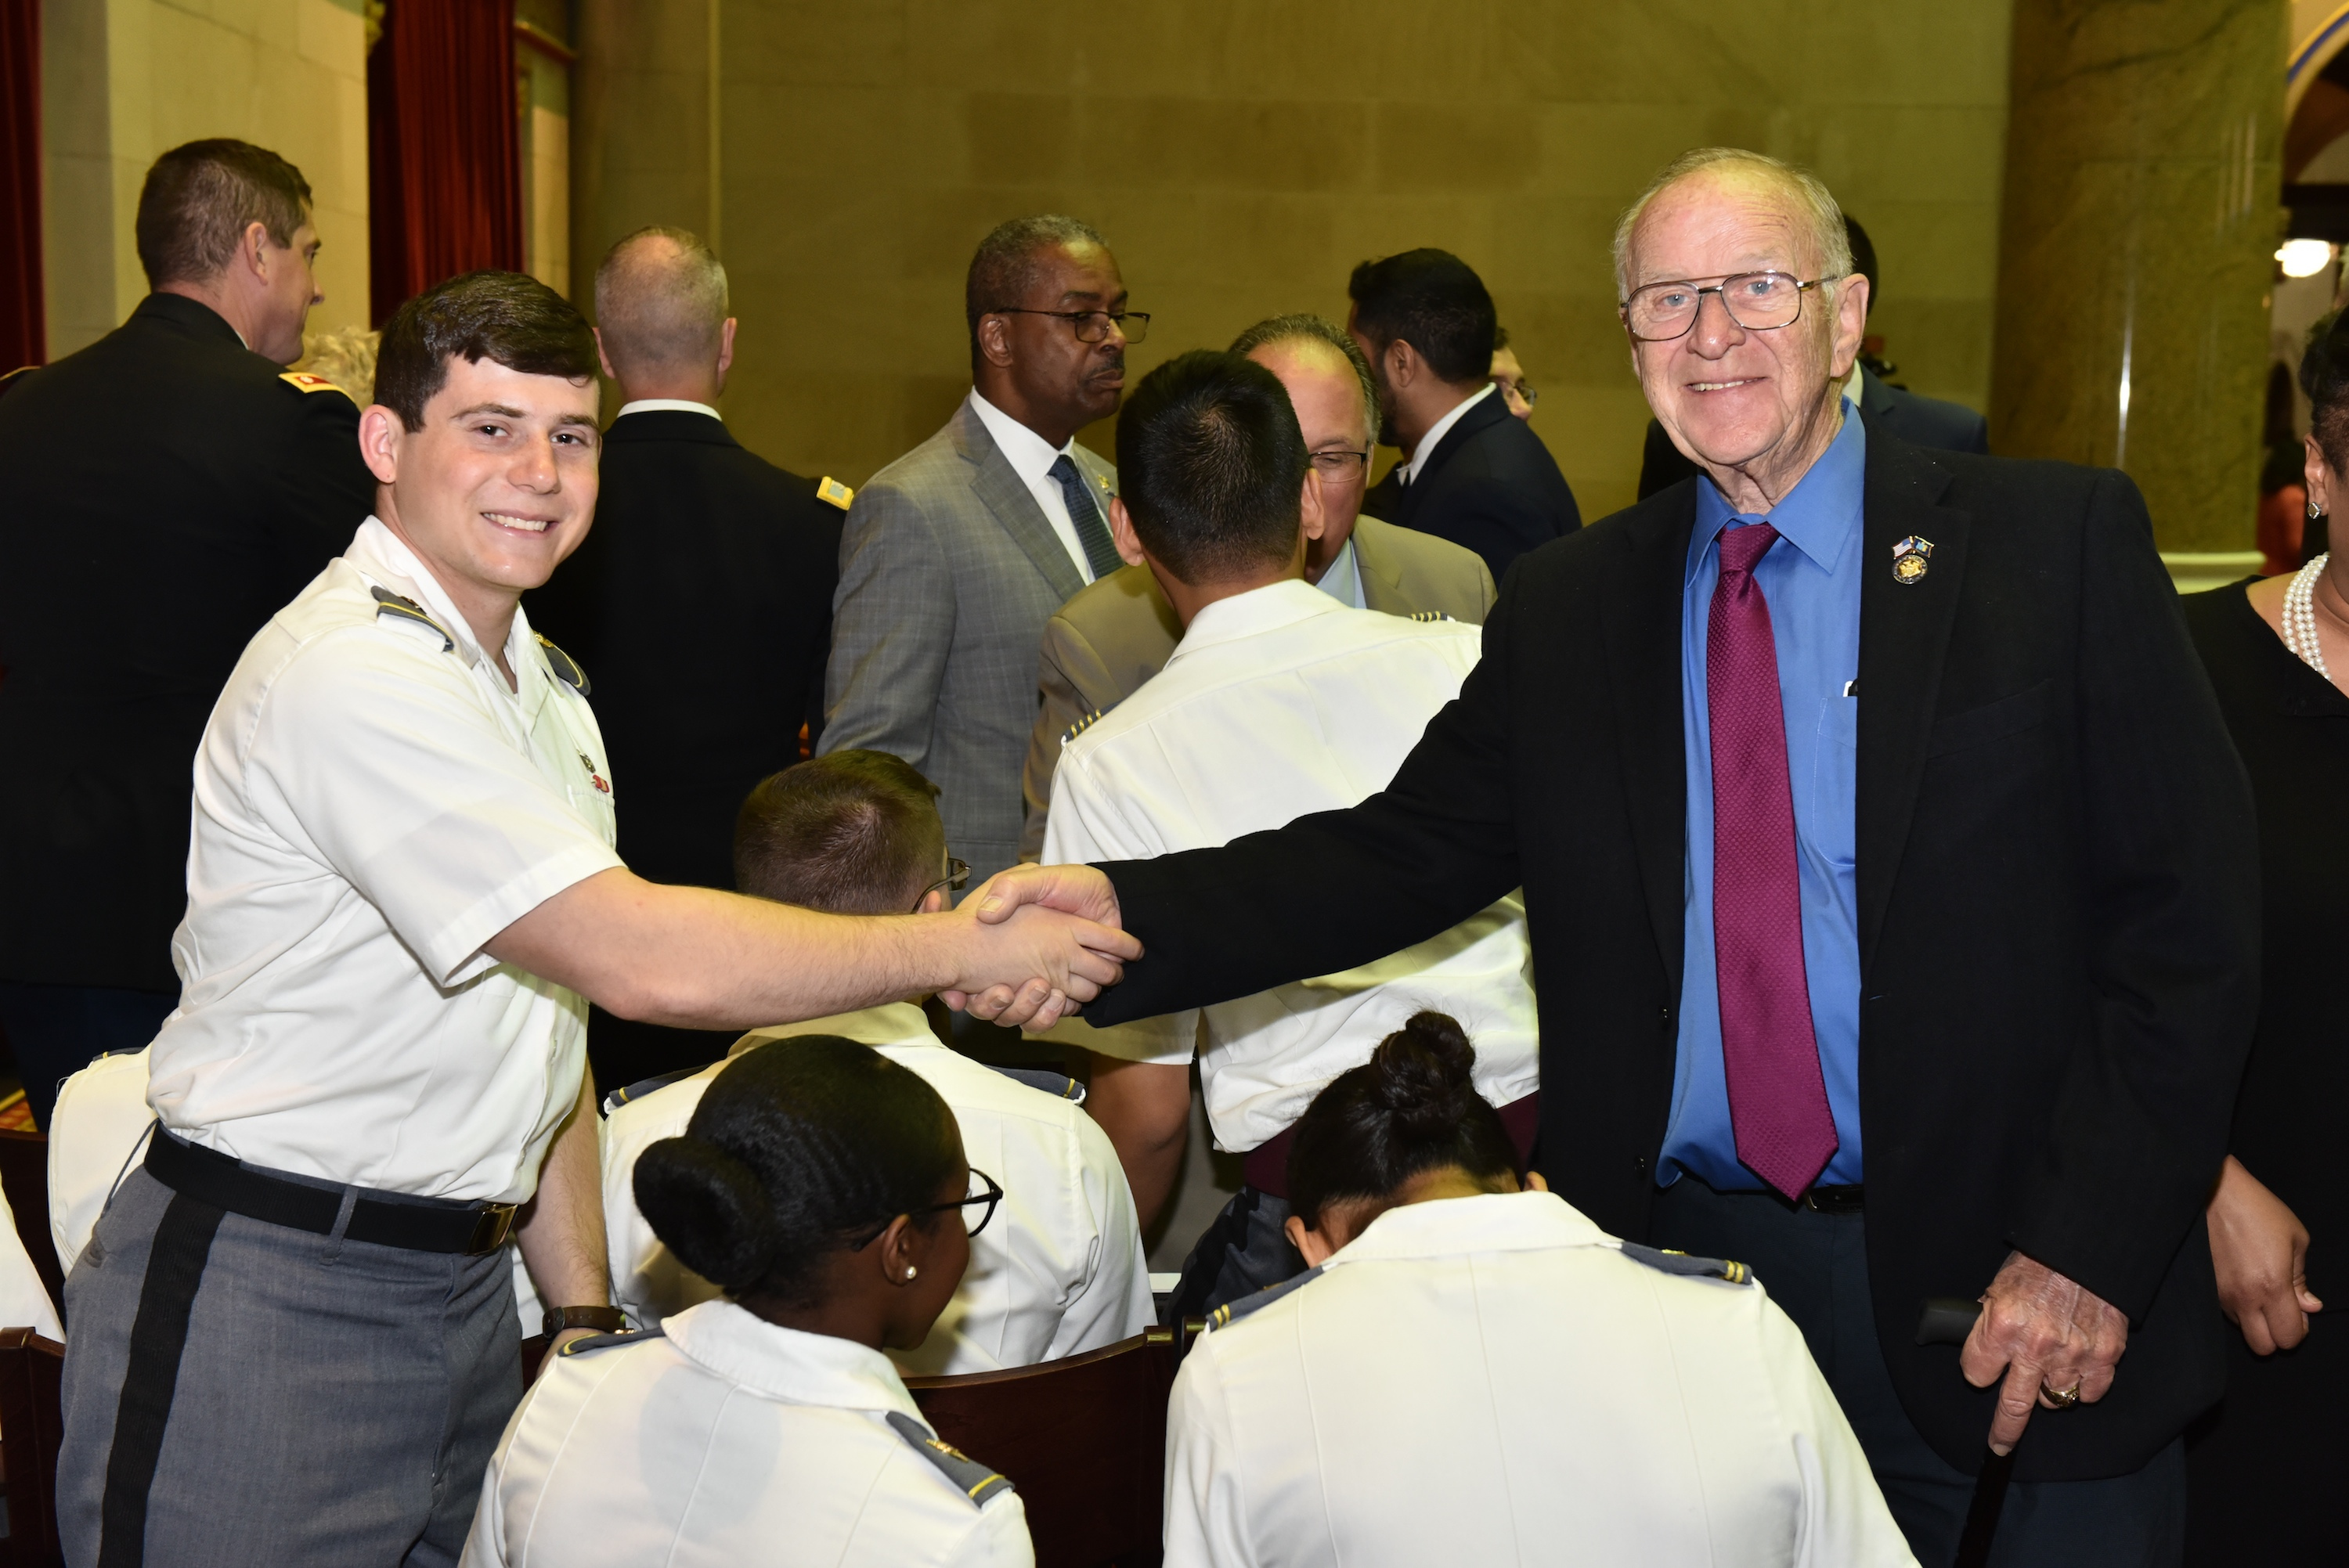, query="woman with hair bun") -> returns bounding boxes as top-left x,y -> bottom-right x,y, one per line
463,1038 -> 1032,1566
1164,1012 -> 1913,1568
